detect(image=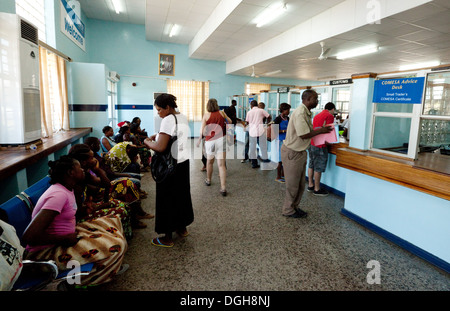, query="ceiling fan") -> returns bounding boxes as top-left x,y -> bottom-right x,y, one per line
250,66 -> 260,78
298,41 -> 339,62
